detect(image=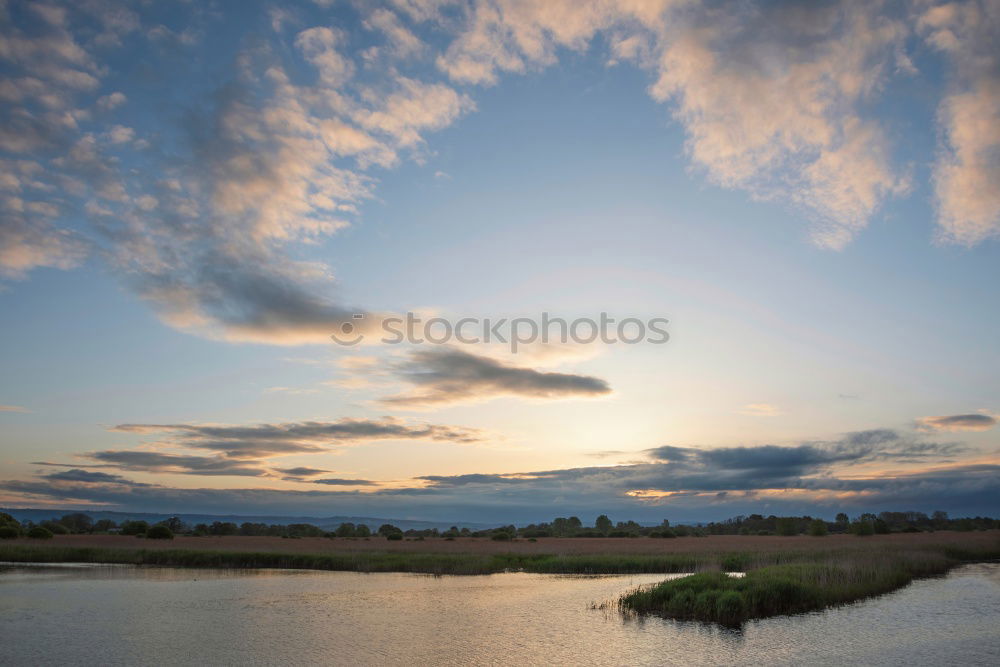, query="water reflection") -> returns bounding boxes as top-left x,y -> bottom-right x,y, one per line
1,563 -> 997,666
